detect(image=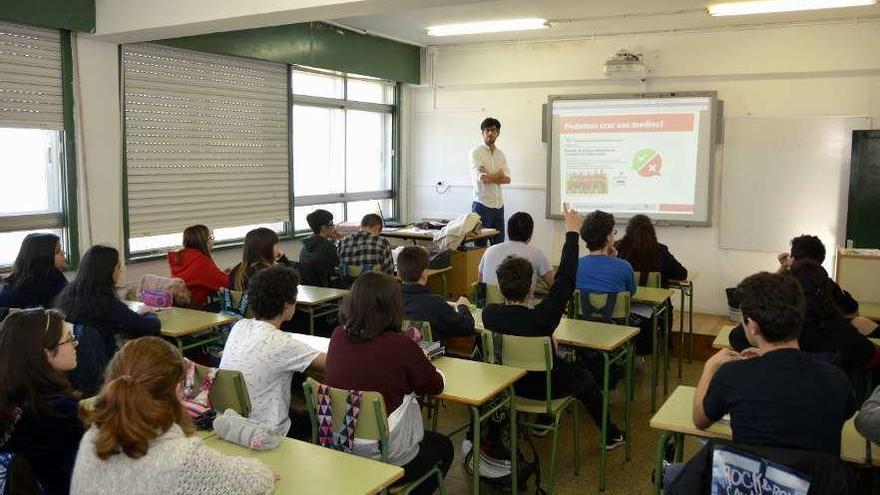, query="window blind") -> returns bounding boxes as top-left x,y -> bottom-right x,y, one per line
0,21 -> 63,130
122,43 -> 289,238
